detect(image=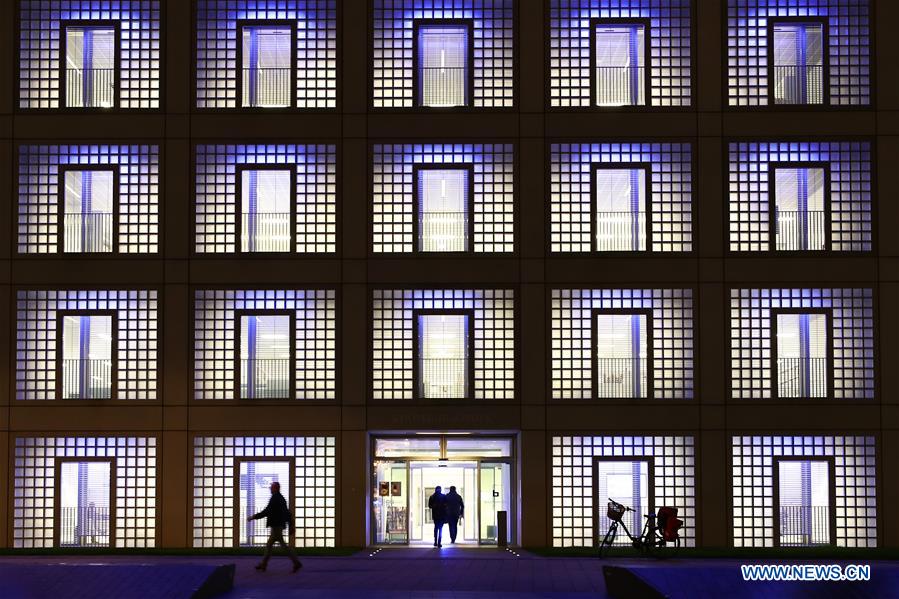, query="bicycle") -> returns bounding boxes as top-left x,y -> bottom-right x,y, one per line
598,498 -> 682,558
